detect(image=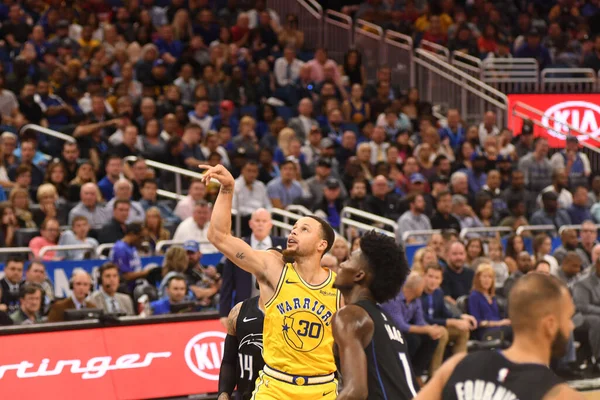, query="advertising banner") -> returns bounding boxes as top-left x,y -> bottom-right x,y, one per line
0,319 -> 226,400
507,94 -> 600,148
